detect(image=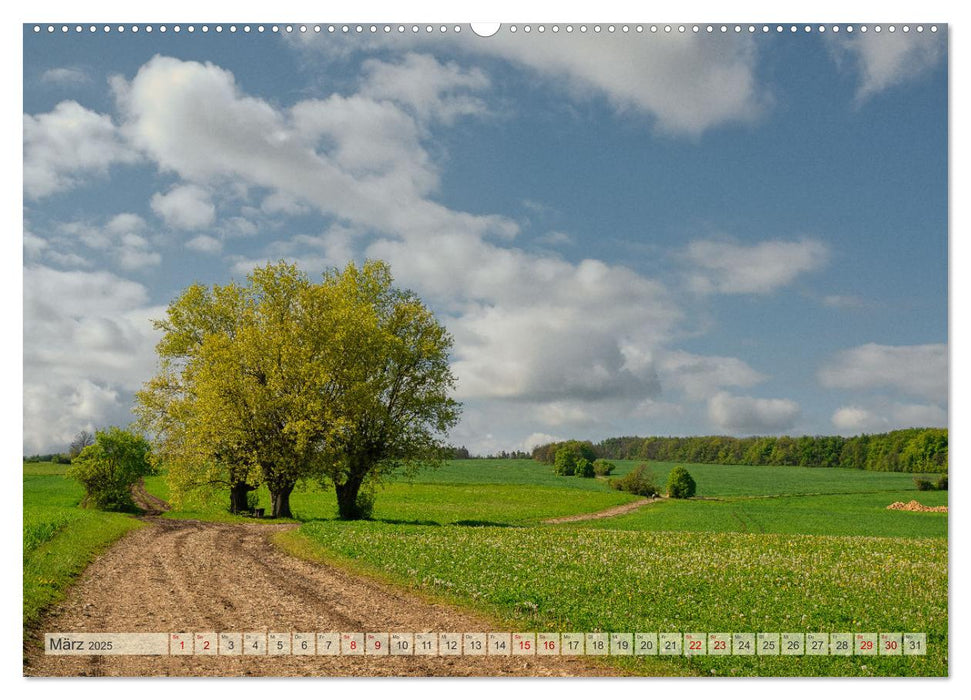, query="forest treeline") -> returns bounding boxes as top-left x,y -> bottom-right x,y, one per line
531,428 -> 947,473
